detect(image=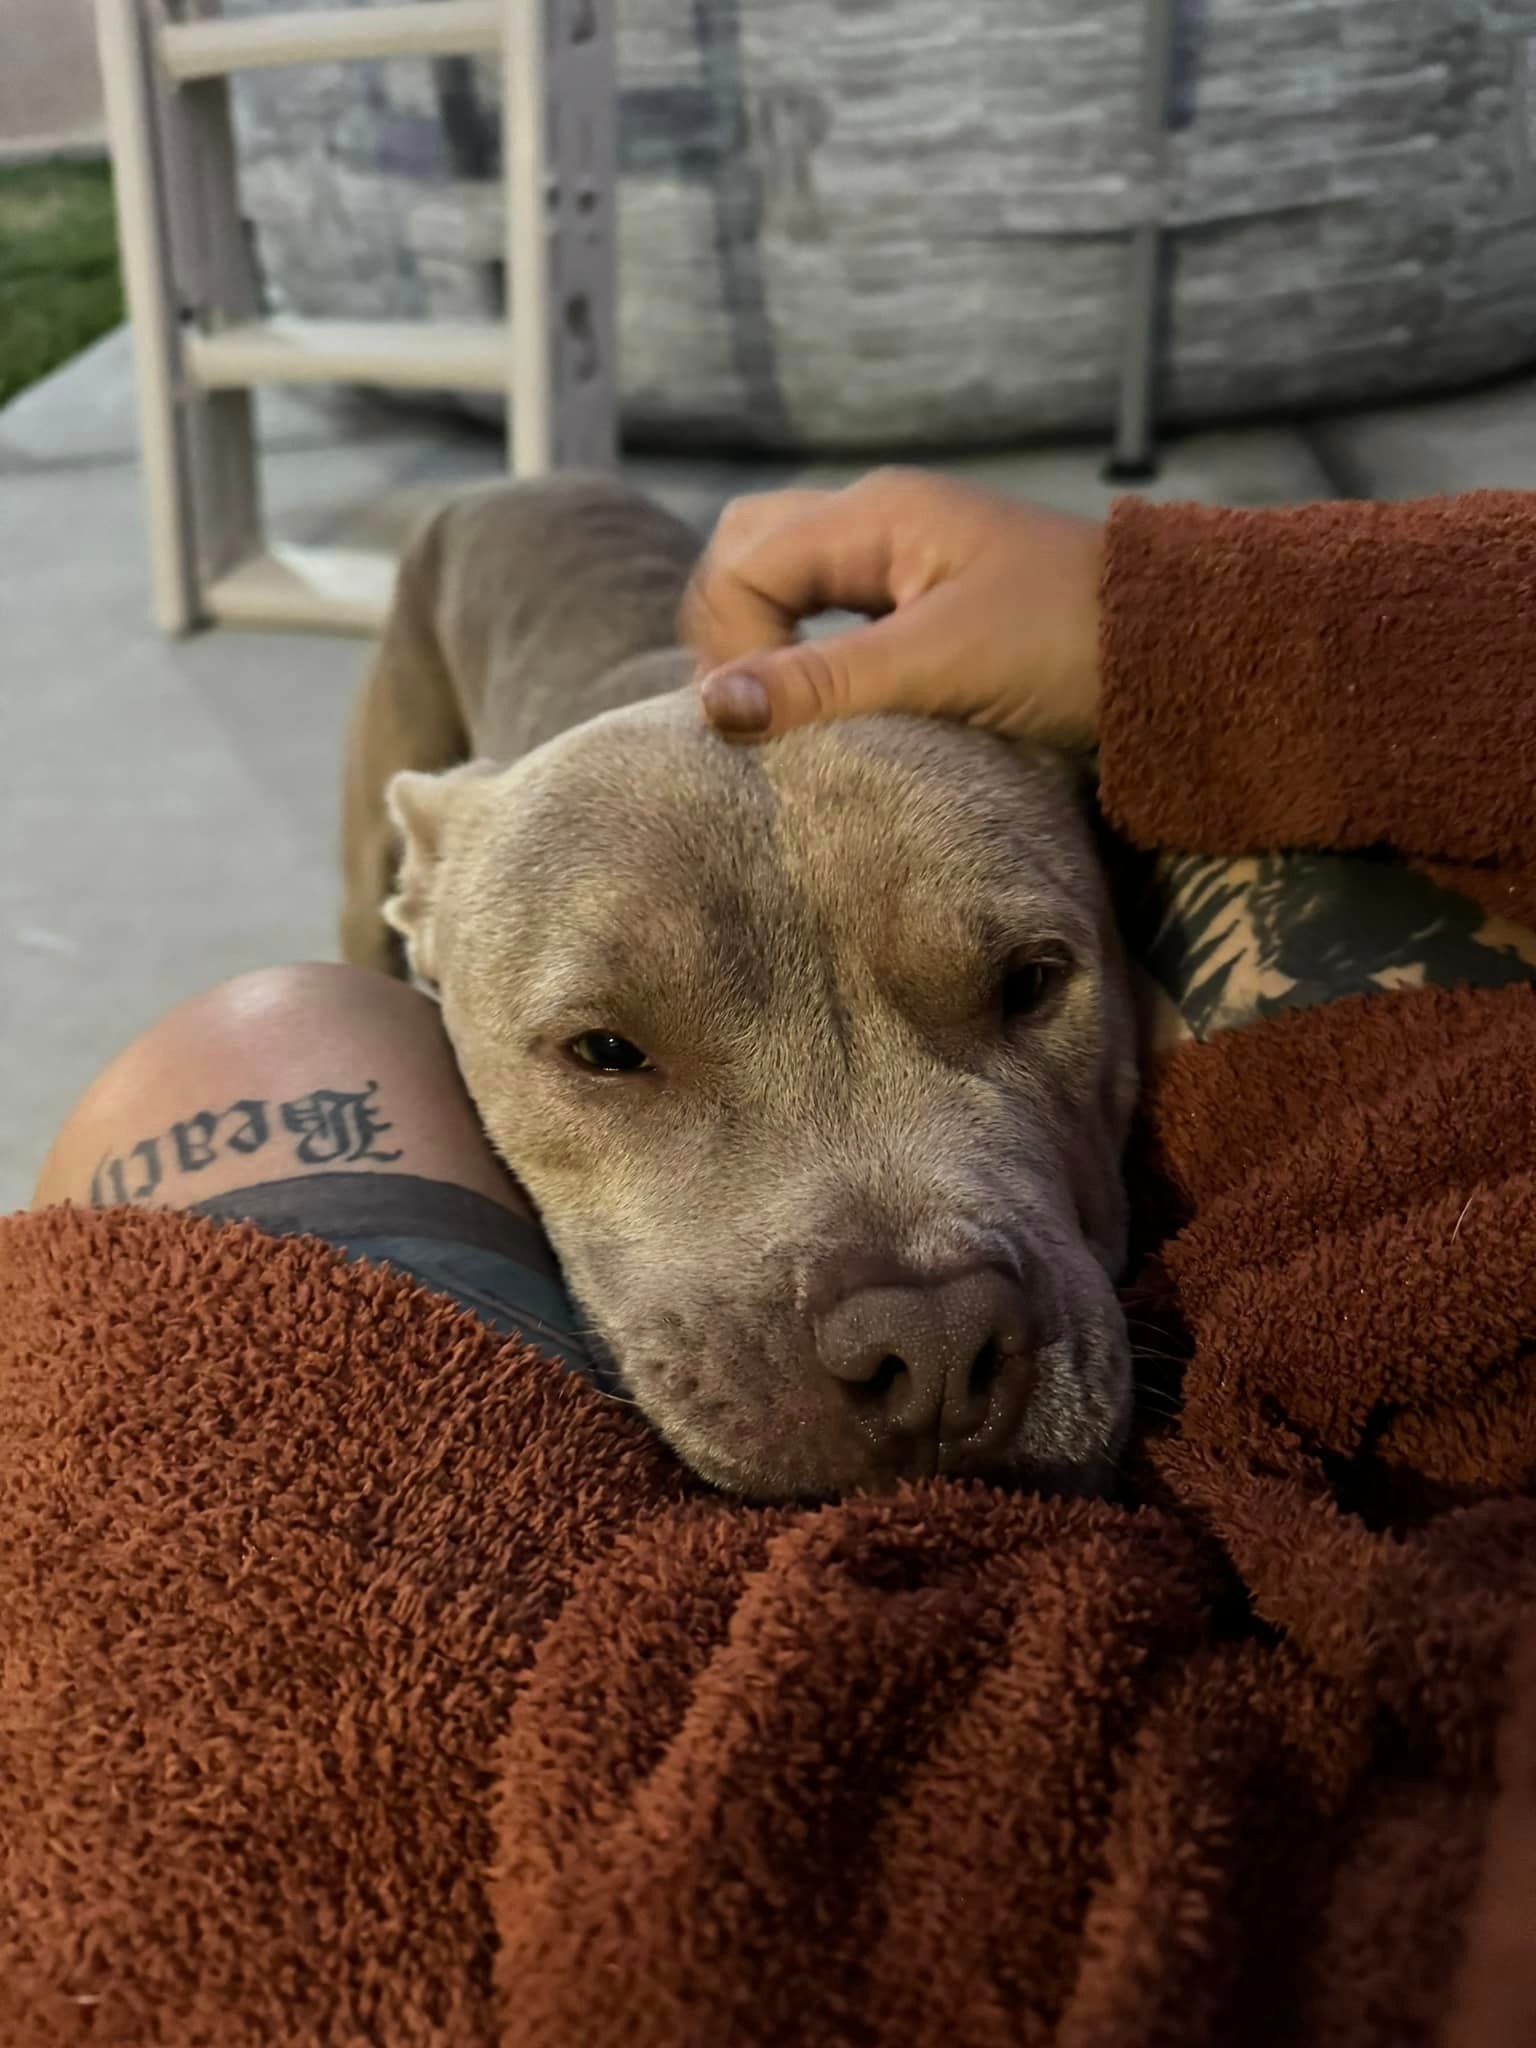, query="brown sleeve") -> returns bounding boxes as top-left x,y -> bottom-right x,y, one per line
1096,491 -> 1536,876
